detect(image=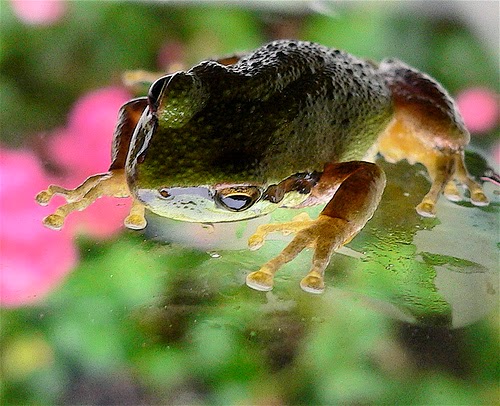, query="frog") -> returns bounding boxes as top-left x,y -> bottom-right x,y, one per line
36,40 -> 489,294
